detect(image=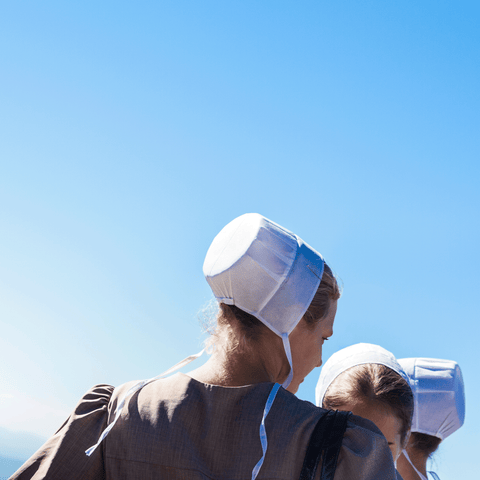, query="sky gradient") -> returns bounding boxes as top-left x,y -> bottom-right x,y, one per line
1,2 -> 479,478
